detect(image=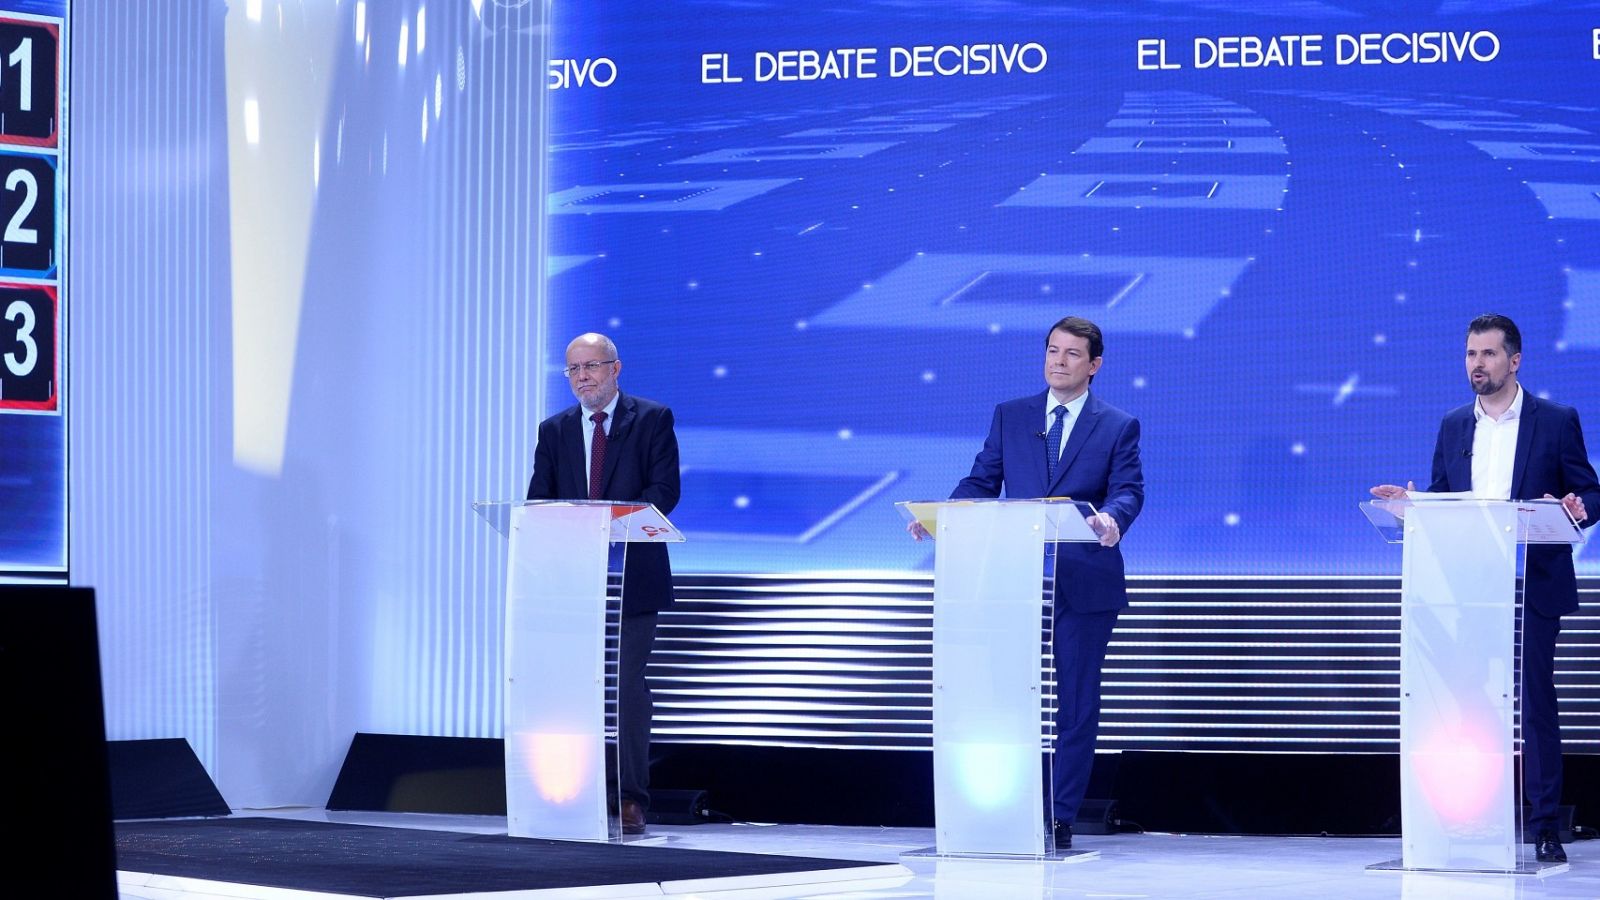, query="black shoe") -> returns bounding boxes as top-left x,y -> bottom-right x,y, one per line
1052,821 -> 1072,851
1535,831 -> 1567,863
620,798 -> 648,835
